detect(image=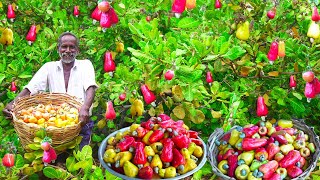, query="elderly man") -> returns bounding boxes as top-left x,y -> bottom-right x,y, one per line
2,32 -> 98,149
